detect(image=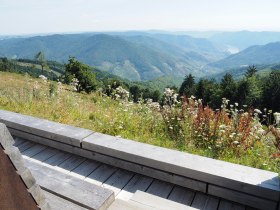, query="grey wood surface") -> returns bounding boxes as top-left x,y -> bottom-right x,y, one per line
146,179 -> 174,198
208,184 -> 277,210
82,131 -> 280,201
24,158 -> 114,210
17,138 -> 251,210
57,155 -> 86,171
168,186 -> 195,206
102,169 -> 135,196
191,193 -> 219,210
44,190 -> 88,210
116,174 -> 153,201
218,200 -> 246,210
0,109 -> 93,147
21,144 -> 47,158
70,159 -> 101,179
130,190 -> 197,210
